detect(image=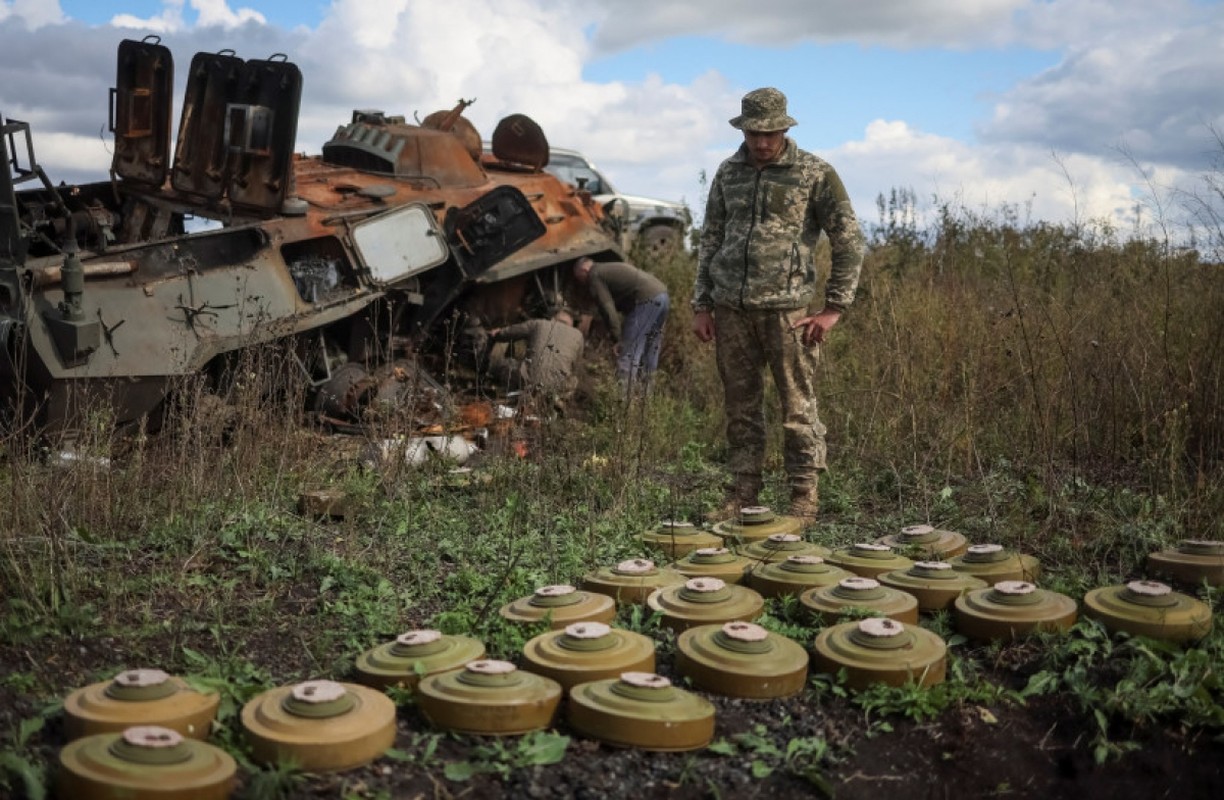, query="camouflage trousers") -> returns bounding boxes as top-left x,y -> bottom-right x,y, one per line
714,306 -> 827,488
